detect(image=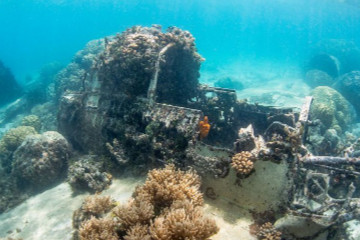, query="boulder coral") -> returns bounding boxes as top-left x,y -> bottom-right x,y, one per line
231,151 -> 255,176
11,131 -> 70,190
21,114 -> 42,132
310,86 -> 354,134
